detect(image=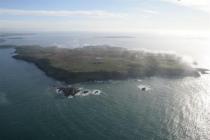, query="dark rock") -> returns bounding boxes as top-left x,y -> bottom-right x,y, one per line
141,87 -> 146,91
57,86 -> 80,97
